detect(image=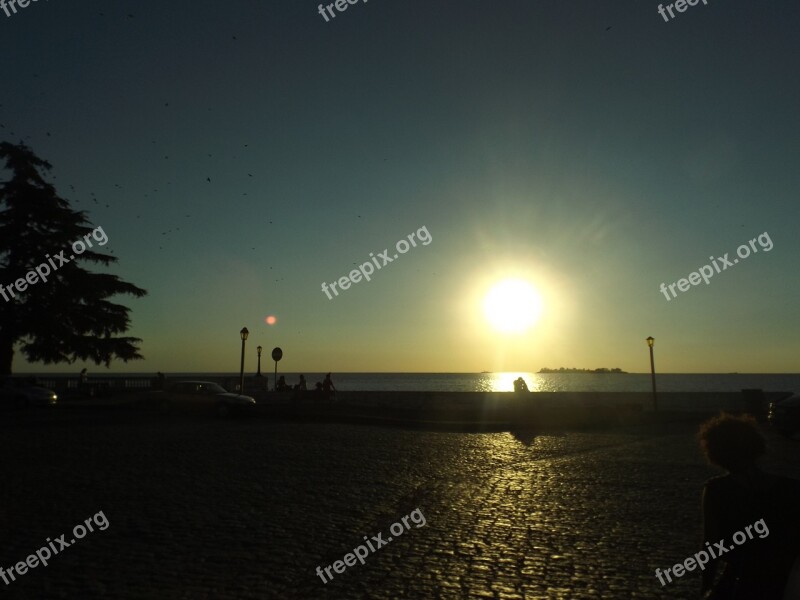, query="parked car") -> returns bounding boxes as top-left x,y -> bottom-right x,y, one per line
148,381 -> 256,417
768,394 -> 800,437
0,379 -> 58,408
